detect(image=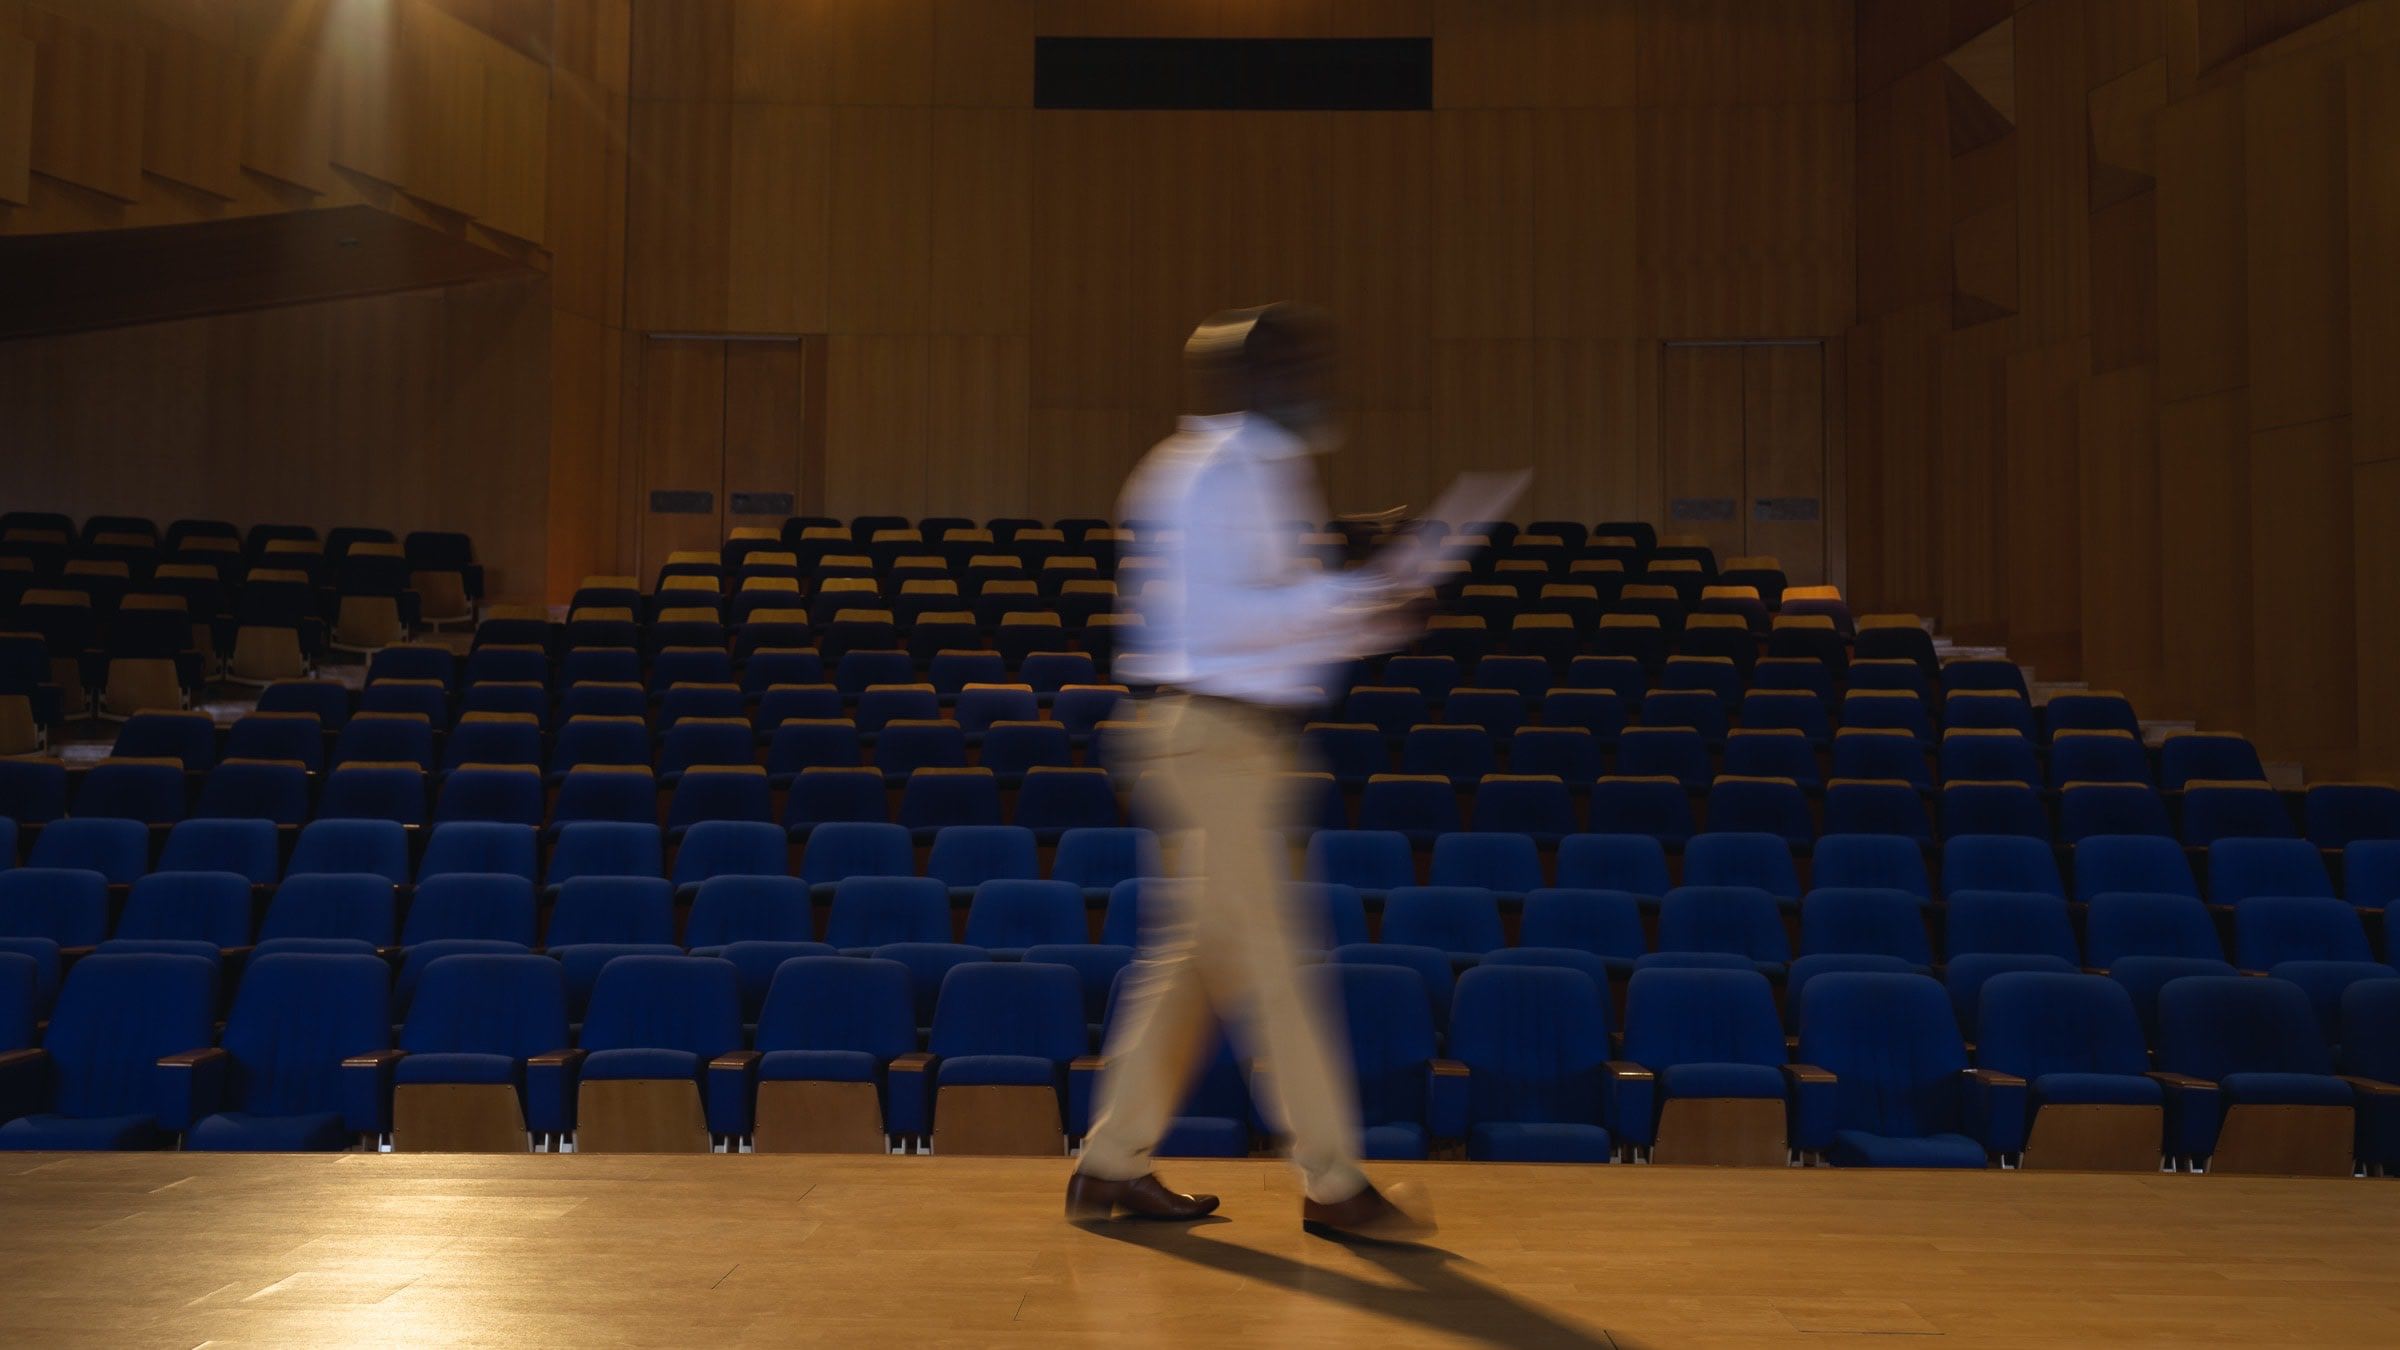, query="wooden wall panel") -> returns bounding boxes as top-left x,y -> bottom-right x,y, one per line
923,333 -> 1030,518
826,106 -> 932,334
932,0 -> 1033,107
1855,66 -> 1952,316
1934,321 -> 2011,640
2011,0 -> 2091,346
141,25 -> 243,199
241,0 -> 336,194
927,109 -> 1029,336
2085,0 -> 2168,86
548,70 -> 626,321
1636,0 -> 1852,106
2247,416 -> 2355,766
548,306 -> 619,594
406,5 -> 490,218
721,338 -> 805,528
2358,459 -> 2400,780
633,335 -> 727,575
0,30 -> 33,205
2089,190 -> 2157,371
2351,41 -> 2400,468
1434,0 -> 1635,109
1637,100 -> 1854,339
629,0 -> 730,99
2156,390 -> 2253,733
2076,363 -> 2163,699
623,98 -> 731,330
2001,337 -> 2089,672
823,0 -> 934,107
1530,109 -> 1637,340
26,7 -> 147,201
480,50 -> 549,242
823,333 -> 930,518
1656,344 -> 1748,561
330,0 -> 408,186
2155,77 -> 2246,401
1431,110 -> 1536,340
725,101 -> 830,334
2242,45 -> 2348,433
1742,343 -> 1828,584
